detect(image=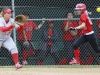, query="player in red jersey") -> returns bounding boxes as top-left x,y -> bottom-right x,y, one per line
69,3 -> 100,65
62,12 -> 78,64
17,12 -> 45,65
